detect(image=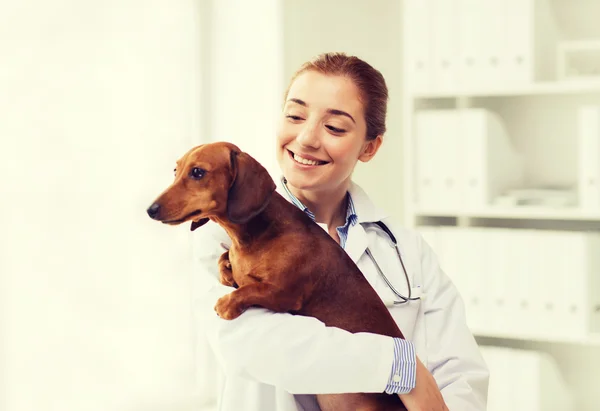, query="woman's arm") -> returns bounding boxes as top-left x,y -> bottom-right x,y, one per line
191,222 -> 413,395
414,233 -> 490,411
